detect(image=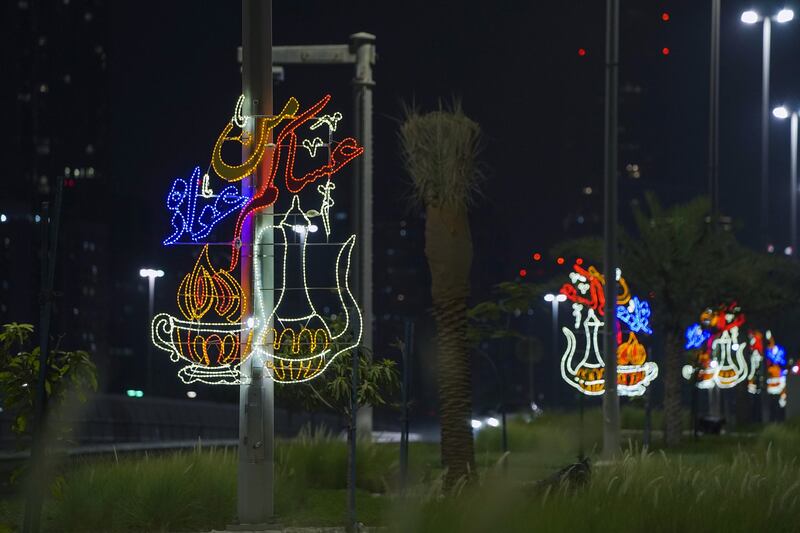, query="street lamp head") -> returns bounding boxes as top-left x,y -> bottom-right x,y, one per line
776,8 -> 795,23
544,294 -> 555,302
741,10 -> 760,23
773,106 -> 790,119
139,268 -> 165,279
556,294 -> 568,302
